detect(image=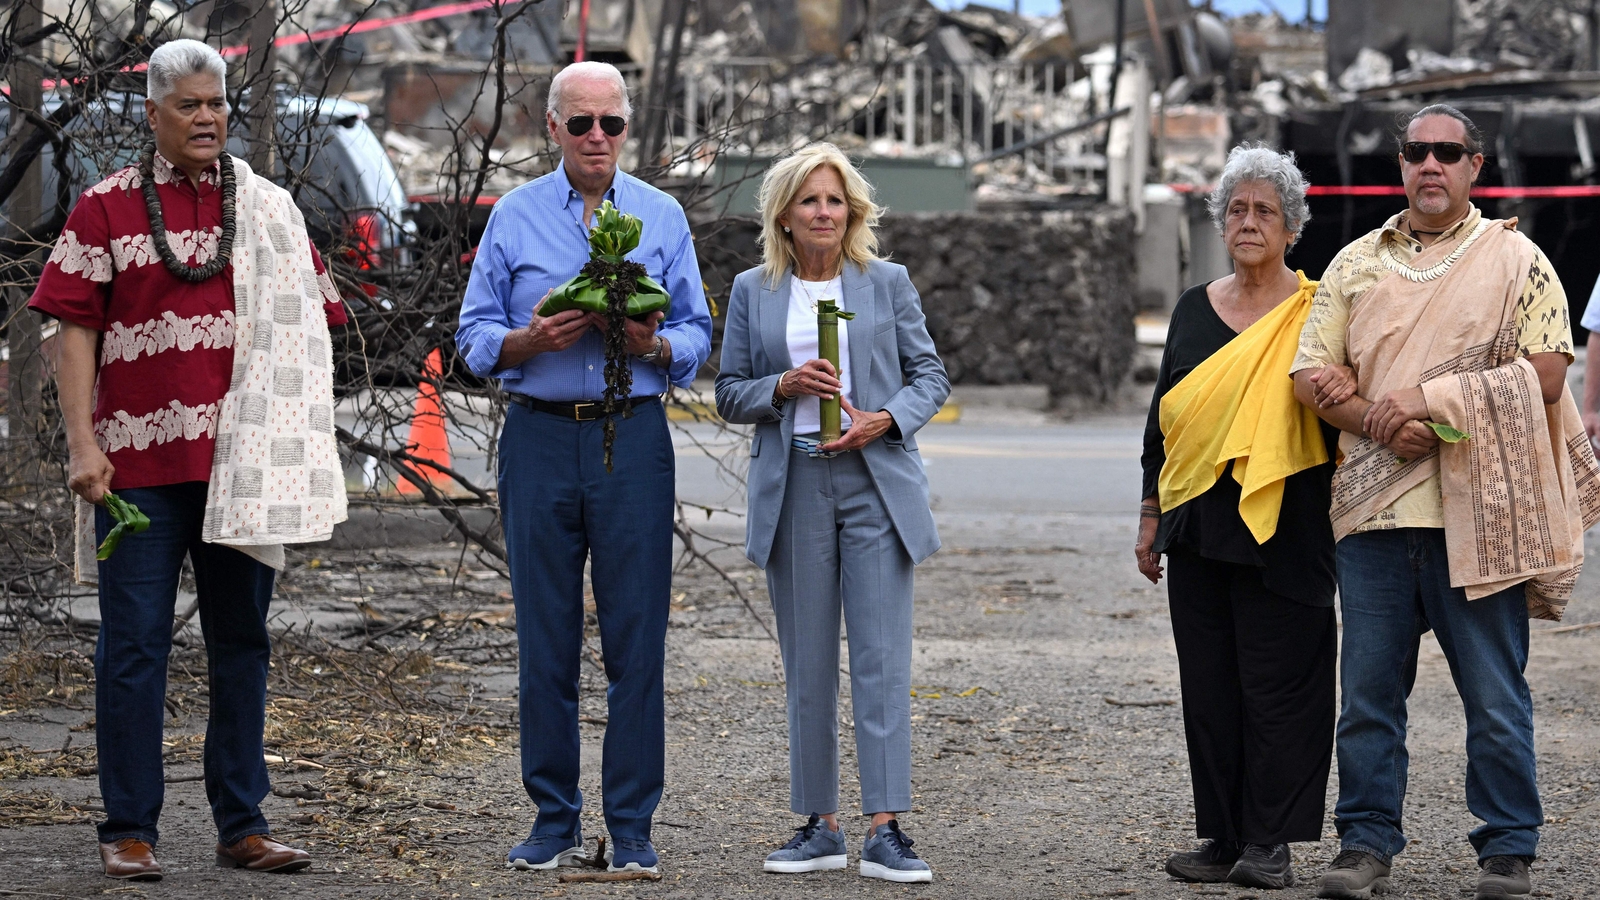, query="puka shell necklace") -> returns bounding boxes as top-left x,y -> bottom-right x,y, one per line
1379,219 -> 1490,283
